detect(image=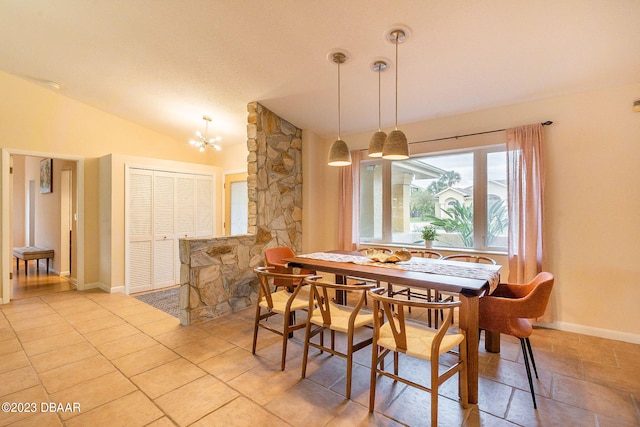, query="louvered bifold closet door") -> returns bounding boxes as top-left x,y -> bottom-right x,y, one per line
128,169 -> 154,293
195,175 -> 214,237
175,175 -> 196,283
153,171 -> 176,289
